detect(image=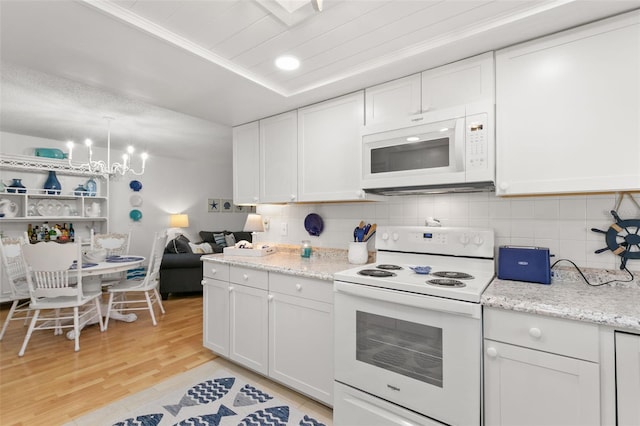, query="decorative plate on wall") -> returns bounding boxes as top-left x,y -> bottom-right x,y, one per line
129,209 -> 143,221
129,194 -> 143,207
304,213 -> 324,236
129,180 -> 143,191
